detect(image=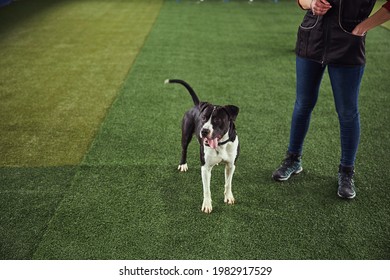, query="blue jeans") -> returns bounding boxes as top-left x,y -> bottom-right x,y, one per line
288,57 -> 365,167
